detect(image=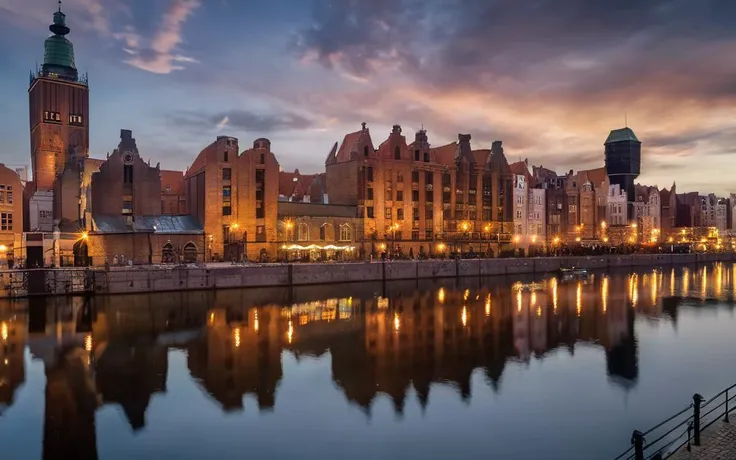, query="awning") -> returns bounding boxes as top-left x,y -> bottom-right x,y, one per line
281,244 -> 355,251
